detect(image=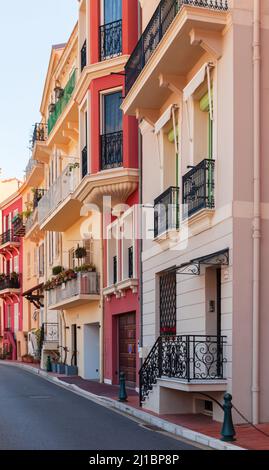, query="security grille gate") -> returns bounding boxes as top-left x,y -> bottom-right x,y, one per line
160,271 -> 176,336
